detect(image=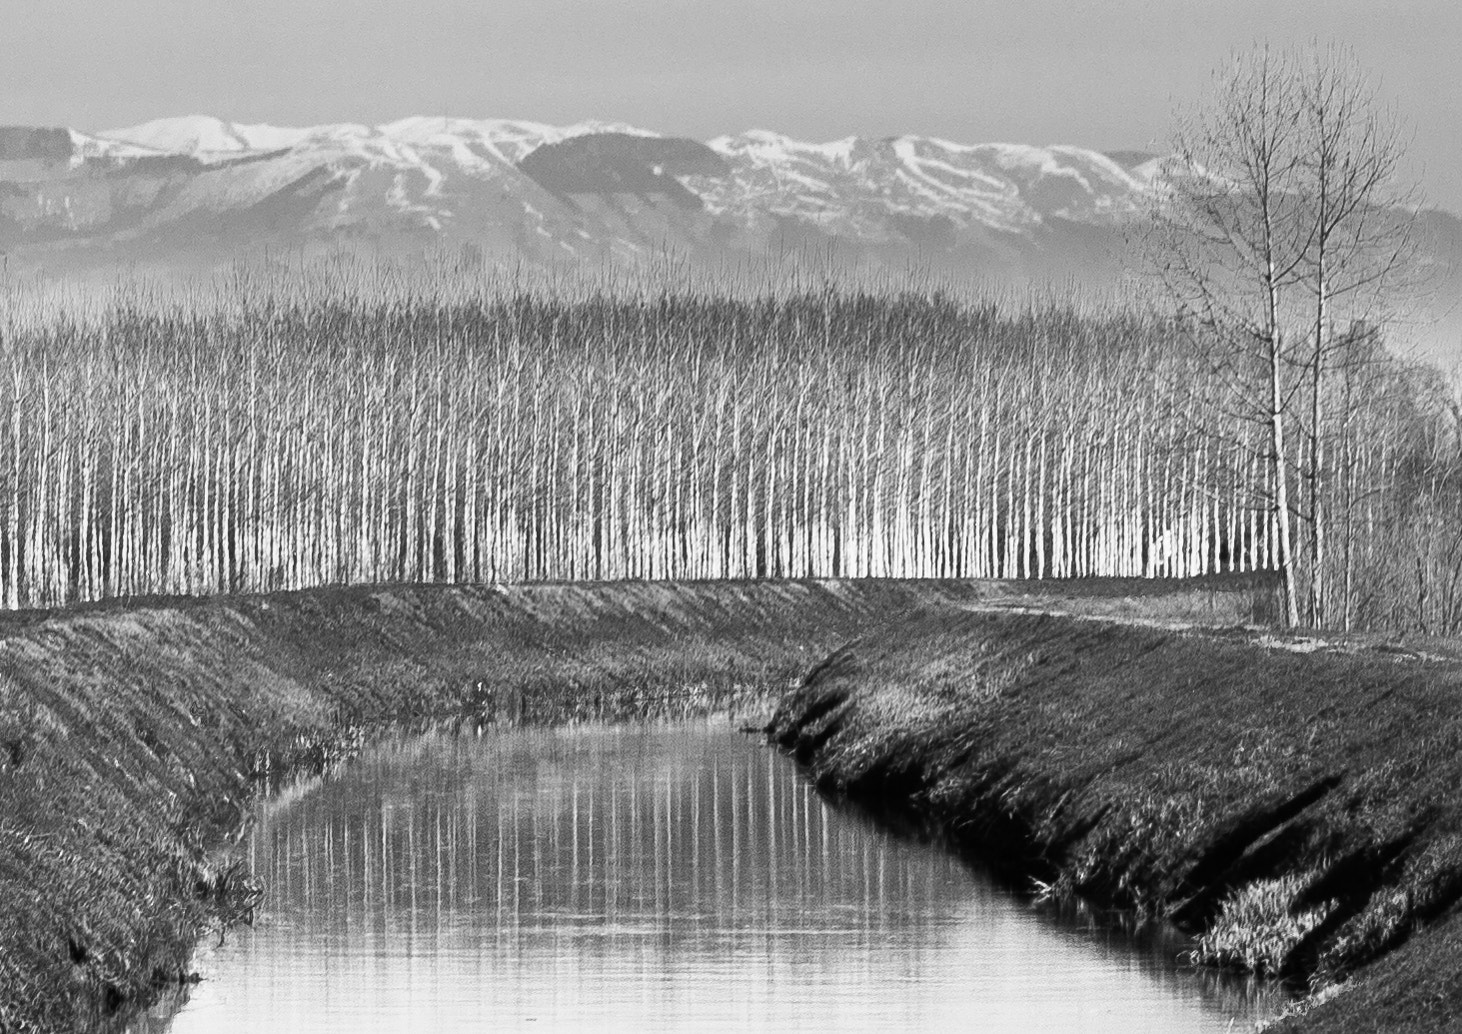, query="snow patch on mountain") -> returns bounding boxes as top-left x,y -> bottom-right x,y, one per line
709,129 -> 860,168
95,115 -> 664,168
67,130 -> 166,163
96,116 -> 315,158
